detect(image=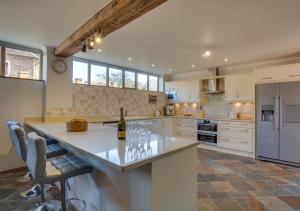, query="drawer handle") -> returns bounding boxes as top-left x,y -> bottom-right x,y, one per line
262,77 -> 273,80
289,74 -> 300,78
240,129 -> 249,132
241,141 -> 249,144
